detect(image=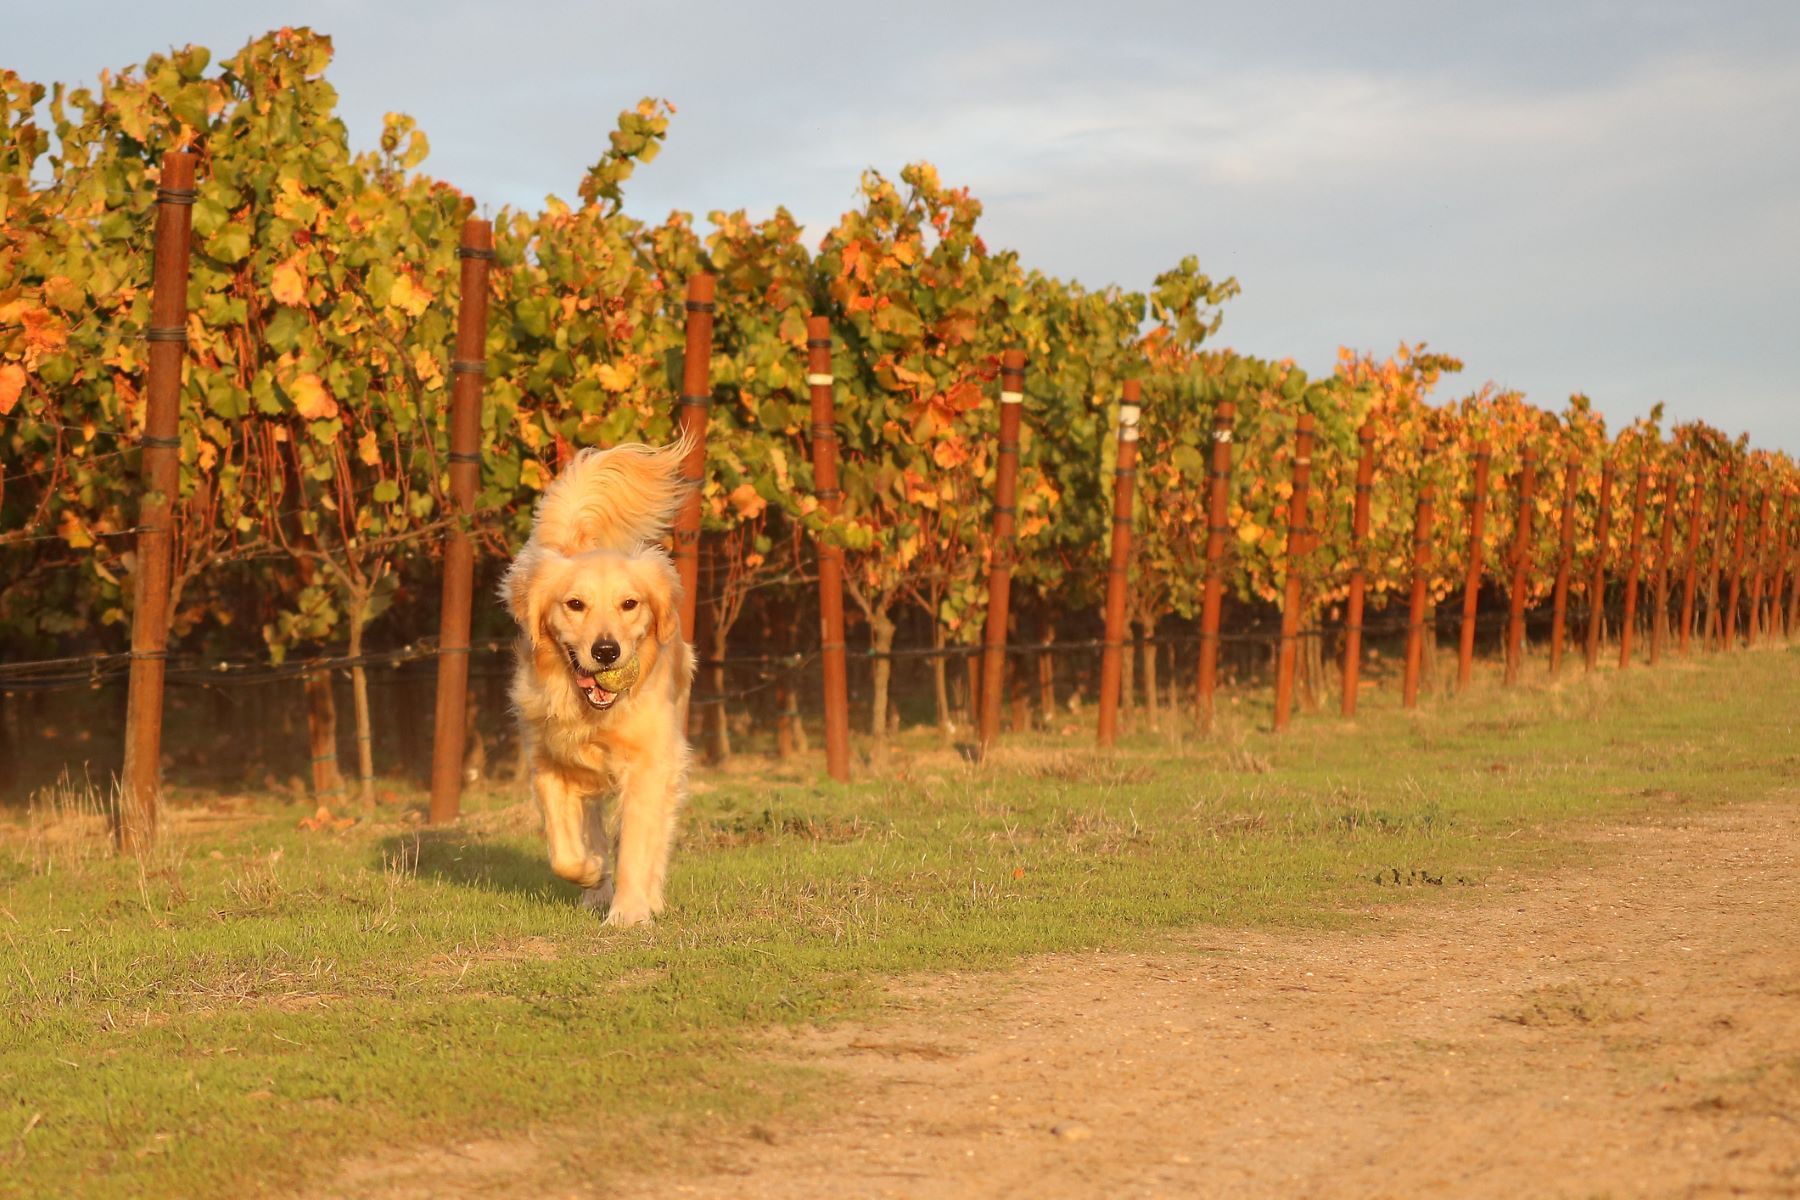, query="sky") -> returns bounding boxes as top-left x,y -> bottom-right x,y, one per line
12,1 -> 1799,453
